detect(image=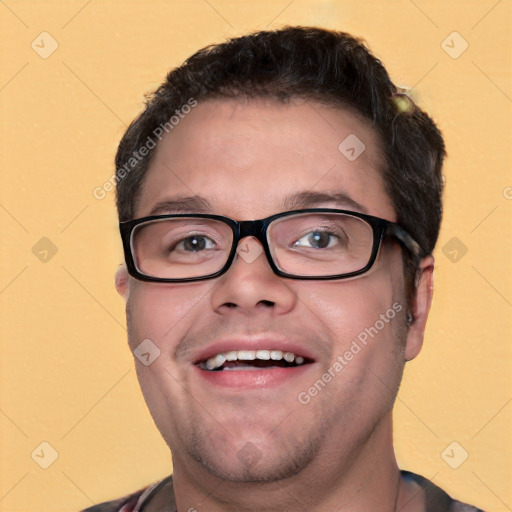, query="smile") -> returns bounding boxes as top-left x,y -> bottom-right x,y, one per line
197,349 -> 307,371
